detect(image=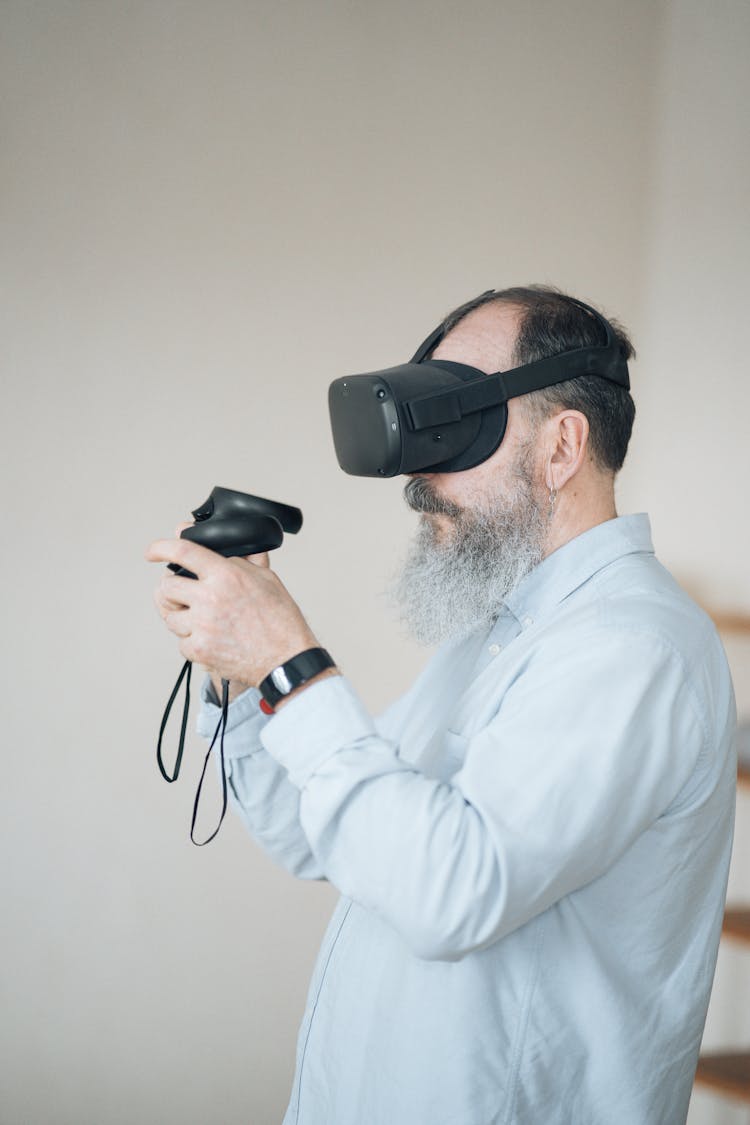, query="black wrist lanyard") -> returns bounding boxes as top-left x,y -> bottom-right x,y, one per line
156,660 -> 229,845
